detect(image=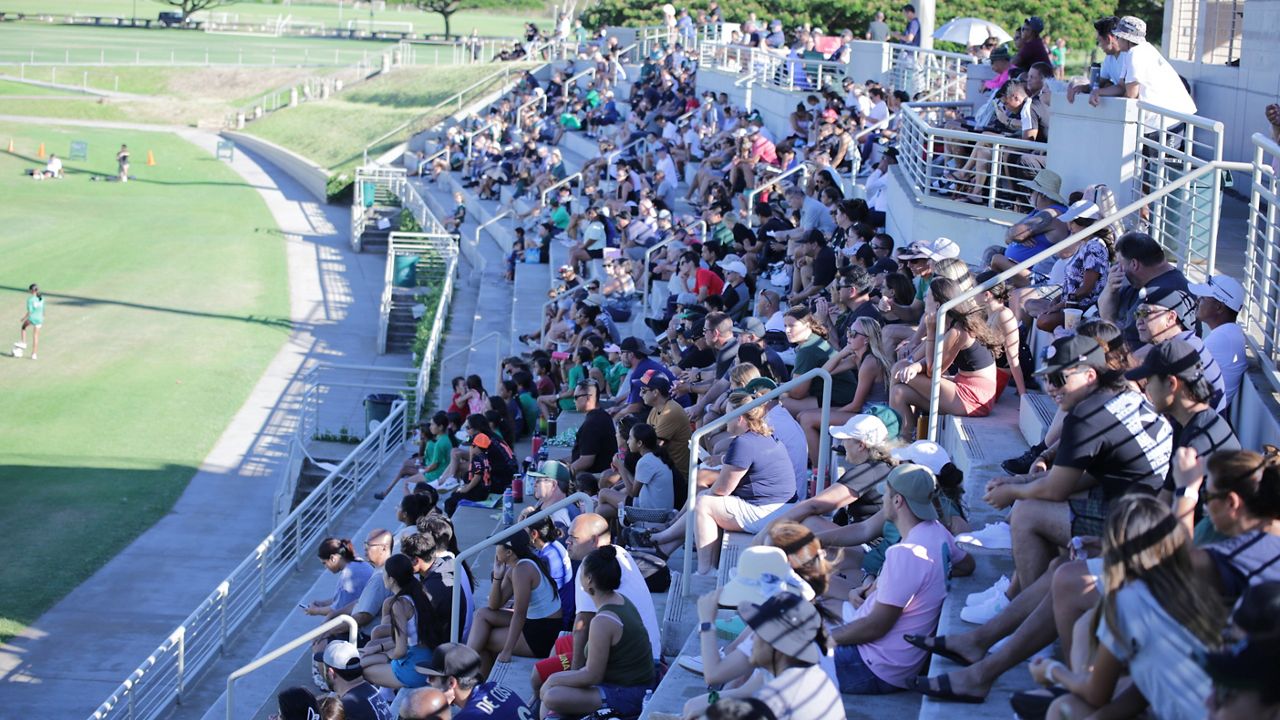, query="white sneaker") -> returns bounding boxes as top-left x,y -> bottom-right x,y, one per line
30,353 -> 37,360
960,592 -> 1009,625
957,522 -> 1012,550
965,575 -> 1010,609
14,342 -> 26,349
